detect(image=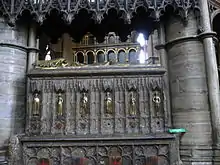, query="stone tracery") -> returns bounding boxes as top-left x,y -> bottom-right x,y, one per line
0,0 -> 199,26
